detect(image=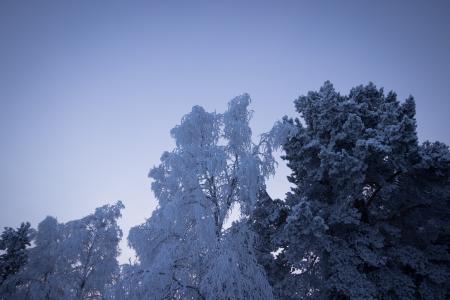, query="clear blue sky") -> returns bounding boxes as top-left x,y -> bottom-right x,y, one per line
1,1 -> 450,262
